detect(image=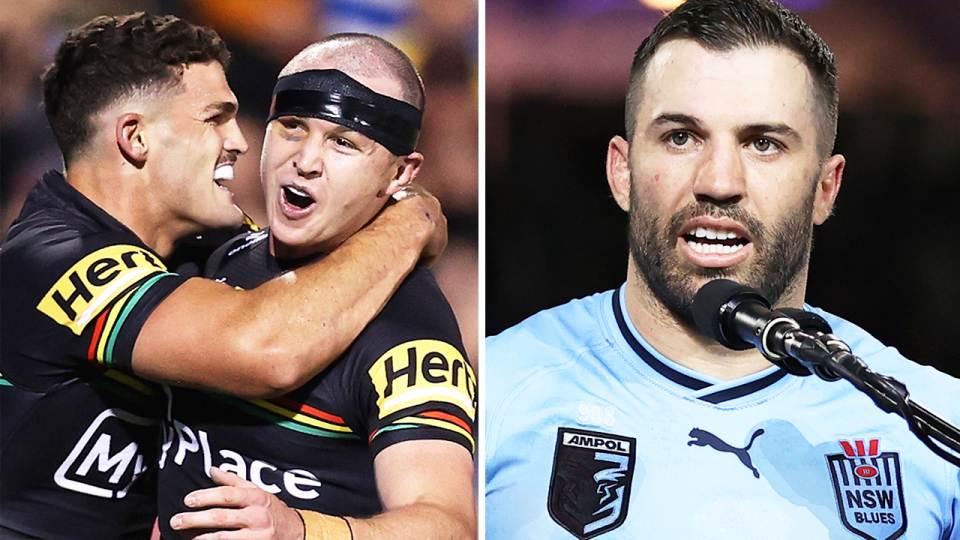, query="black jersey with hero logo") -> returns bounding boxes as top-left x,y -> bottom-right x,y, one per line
157,230 -> 476,539
0,171 -> 189,539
